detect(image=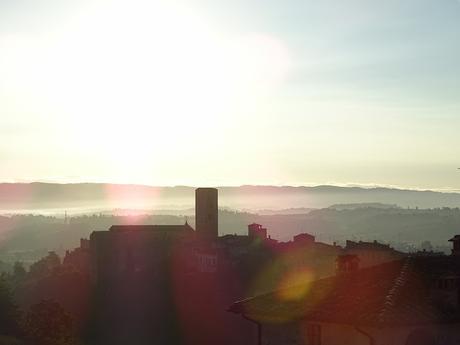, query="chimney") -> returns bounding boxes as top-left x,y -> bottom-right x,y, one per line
336,254 -> 360,274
